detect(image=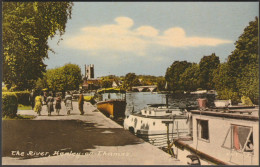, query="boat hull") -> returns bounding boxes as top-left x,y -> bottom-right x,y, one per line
97,100 -> 126,118
124,113 -> 189,148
